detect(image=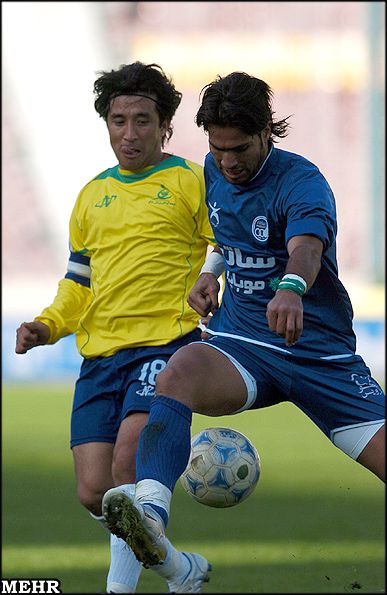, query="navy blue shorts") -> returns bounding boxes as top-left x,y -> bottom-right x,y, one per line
70,329 -> 201,448
205,335 -> 385,440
